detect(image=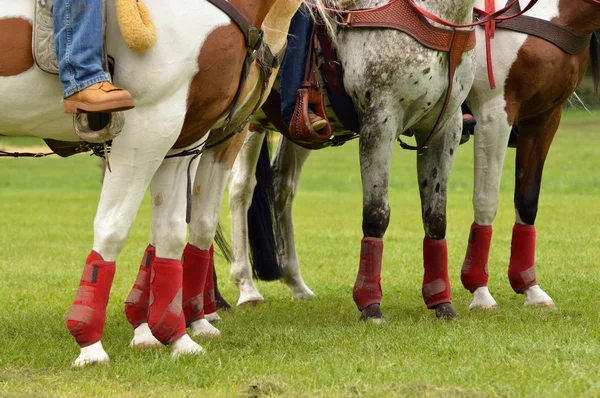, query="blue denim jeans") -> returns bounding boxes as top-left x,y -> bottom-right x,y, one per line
279,4 -> 314,127
53,0 -> 107,97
